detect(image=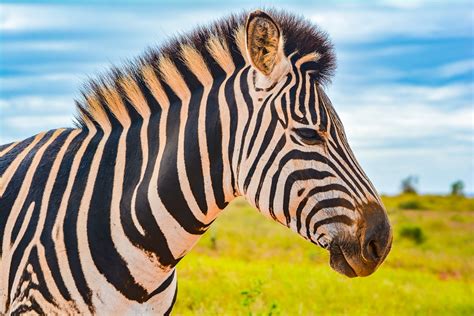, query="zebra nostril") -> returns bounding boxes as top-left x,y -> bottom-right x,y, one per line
365,239 -> 380,261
